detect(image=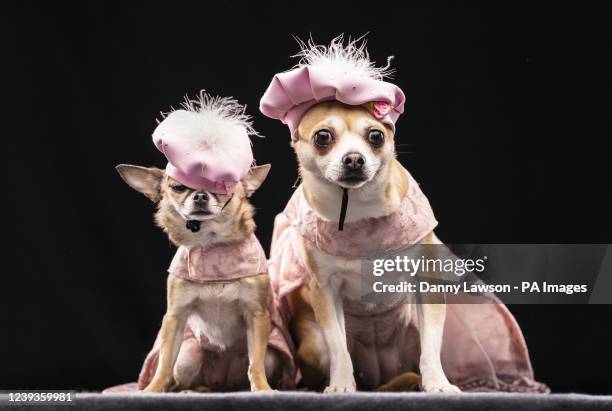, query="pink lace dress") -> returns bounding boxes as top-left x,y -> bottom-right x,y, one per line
268,174 -> 548,393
